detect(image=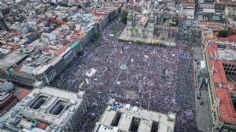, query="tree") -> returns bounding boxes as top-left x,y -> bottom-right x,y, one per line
120,10 -> 128,24
59,3 -> 69,7
218,30 -> 228,38
135,40 -> 142,45
91,33 -> 100,42
170,18 -> 178,27
154,40 -> 160,47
